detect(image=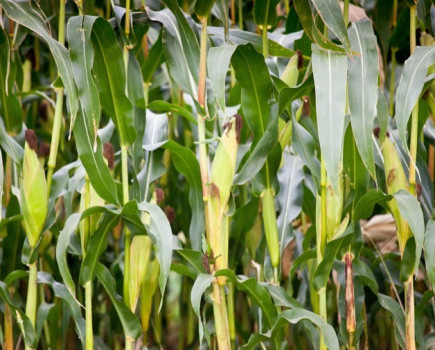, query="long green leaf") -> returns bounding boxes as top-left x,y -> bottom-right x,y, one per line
138,201 -> 173,302
311,0 -> 351,53
312,45 -> 348,192
241,309 -> 339,350
215,269 -> 278,327
148,1 -> 200,98
95,263 -> 142,340
394,190 -> 425,273
0,282 -> 37,348
207,44 -> 237,111
191,273 -> 214,344
0,0 -> 78,121
79,212 -> 120,285
395,46 -> 435,149
348,19 -> 378,179
163,140 -> 204,251
37,272 -> 86,347
56,213 -> 80,296
73,111 -> 120,204
207,26 -> 296,57
91,18 -> 136,145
